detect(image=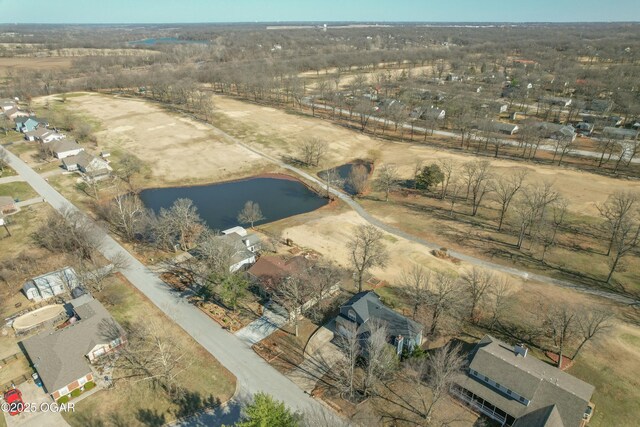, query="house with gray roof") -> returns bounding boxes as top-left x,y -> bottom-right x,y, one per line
62,151 -> 112,180
336,291 -> 423,356
602,127 -> 638,141
200,227 -> 261,272
22,267 -> 79,302
534,122 -> 577,142
47,138 -> 84,159
21,296 -> 125,401
451,335 -> 594,427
